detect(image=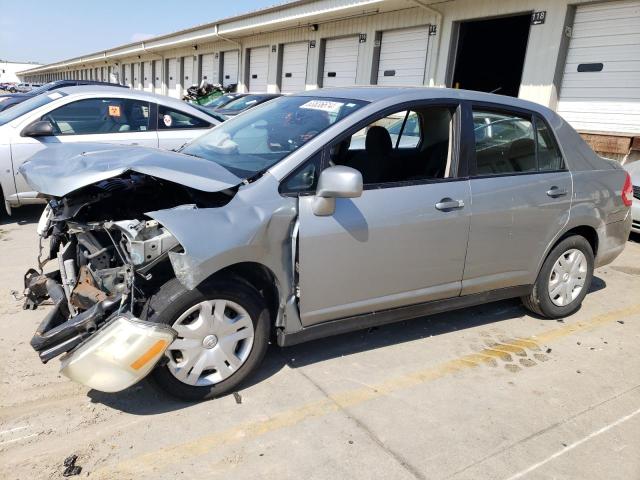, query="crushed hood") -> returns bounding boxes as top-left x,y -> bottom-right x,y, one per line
19,143 -> 242,197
